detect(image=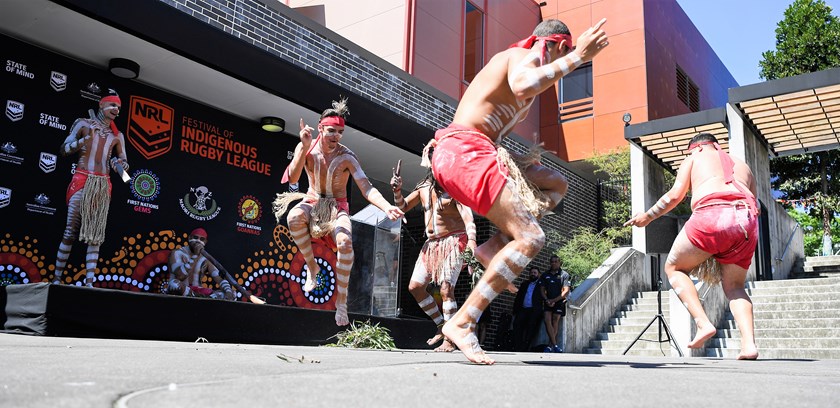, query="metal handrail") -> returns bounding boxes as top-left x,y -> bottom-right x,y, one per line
775,224 -> 800,262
